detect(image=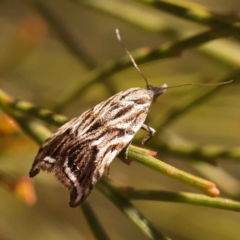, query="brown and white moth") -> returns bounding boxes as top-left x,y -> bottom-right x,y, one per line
29,29 -> 232,207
